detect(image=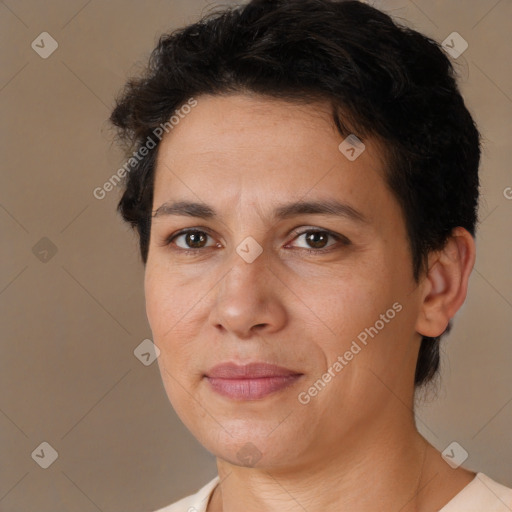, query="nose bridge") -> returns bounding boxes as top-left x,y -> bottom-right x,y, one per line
221,195 -> 270,288
210,241 -> 285,336
221,241 -> 270,303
